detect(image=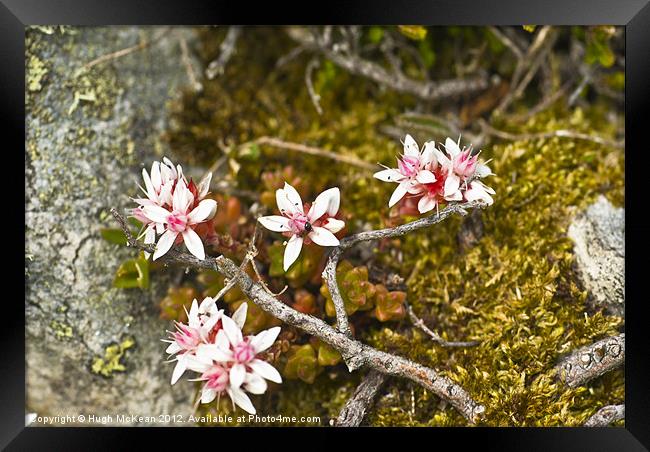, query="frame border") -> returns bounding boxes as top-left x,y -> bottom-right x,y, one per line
6,1 -> 649,449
